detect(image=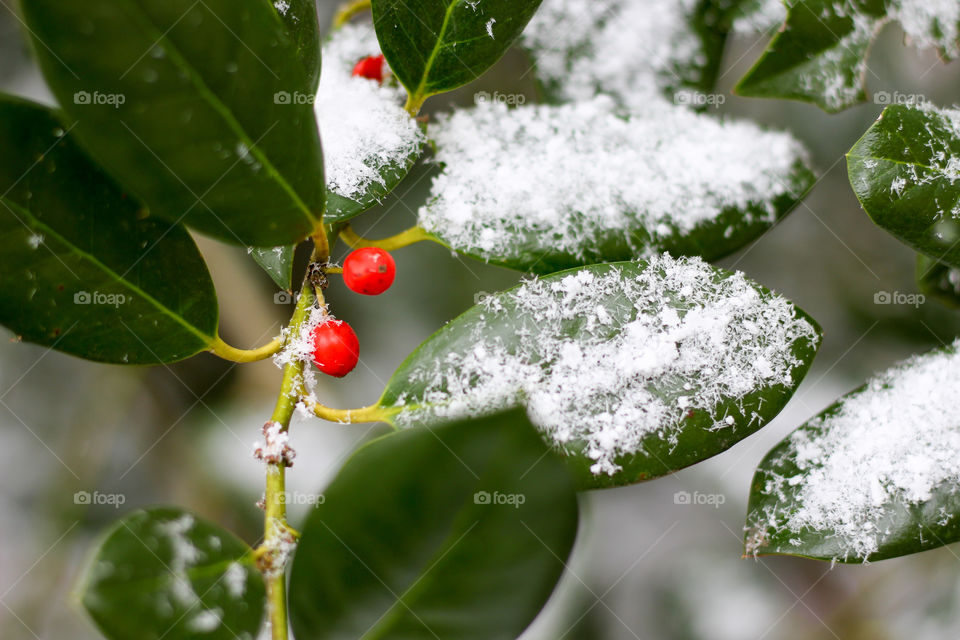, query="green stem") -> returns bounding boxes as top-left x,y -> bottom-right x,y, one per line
261,283 -> 314,640
333,0 -> 371,28
309,400 -> 398,424
340,224 -> 438,251
209,335 -> 283,363
404,92 -> 427,117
